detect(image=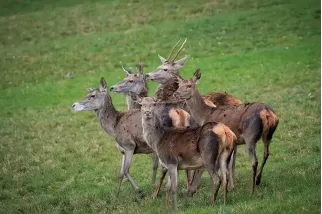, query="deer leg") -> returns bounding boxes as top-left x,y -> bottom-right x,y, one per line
165,175 -> 171,209
123,150 -> 143,197
185,170 -> 191,193
116,155 -> 126,197
187,169 -> 204,197
167,165 -> 178,210
153,166 -> 167,198
256,137 -> 270,185
228,144 -> 237,191
248,144 -> 258,194
220,154 -> 230,205
151,152 -> 159,185
206,164 -> 221,206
